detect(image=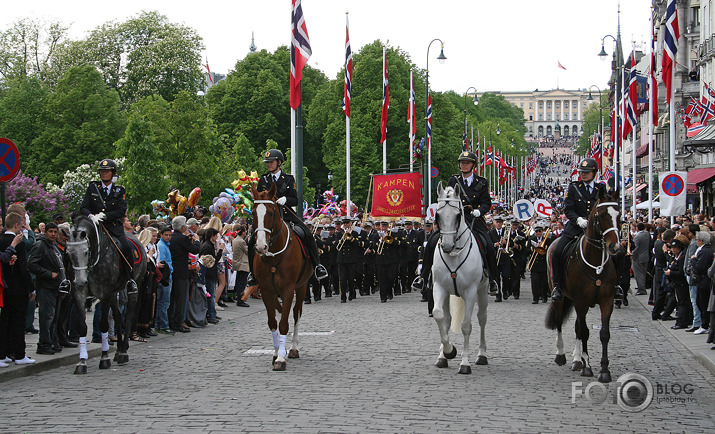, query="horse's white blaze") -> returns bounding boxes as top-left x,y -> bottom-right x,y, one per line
255,204 -> 268,252
606,206 -> 619,235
